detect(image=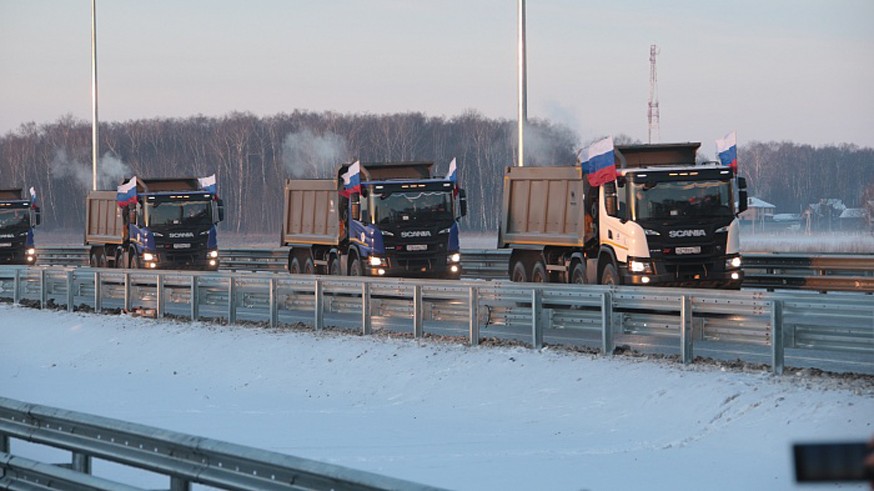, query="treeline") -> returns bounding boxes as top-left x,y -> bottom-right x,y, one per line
0,111 -> 576,233
0,111 -> 871,236
741,141 -> 874,214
